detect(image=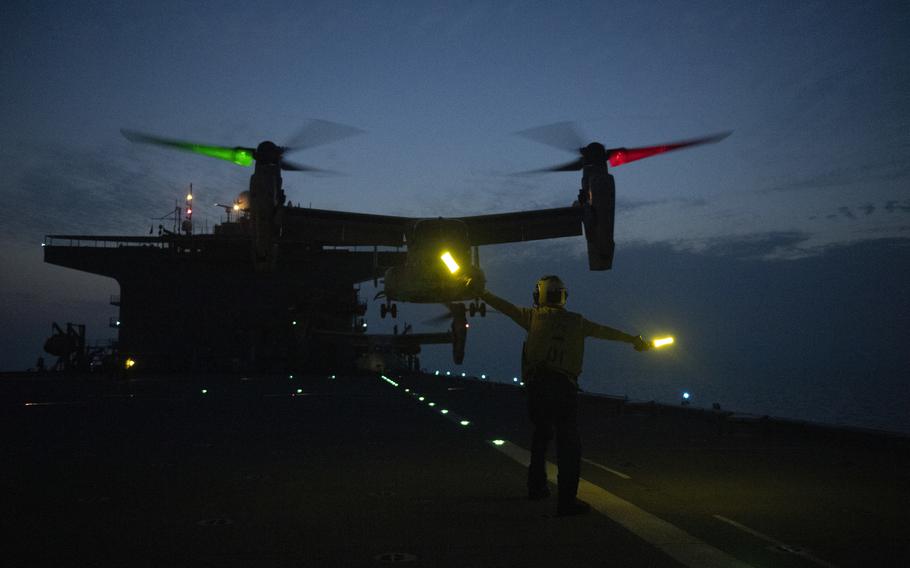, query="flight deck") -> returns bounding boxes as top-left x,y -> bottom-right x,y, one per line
2,371 -> 907,567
